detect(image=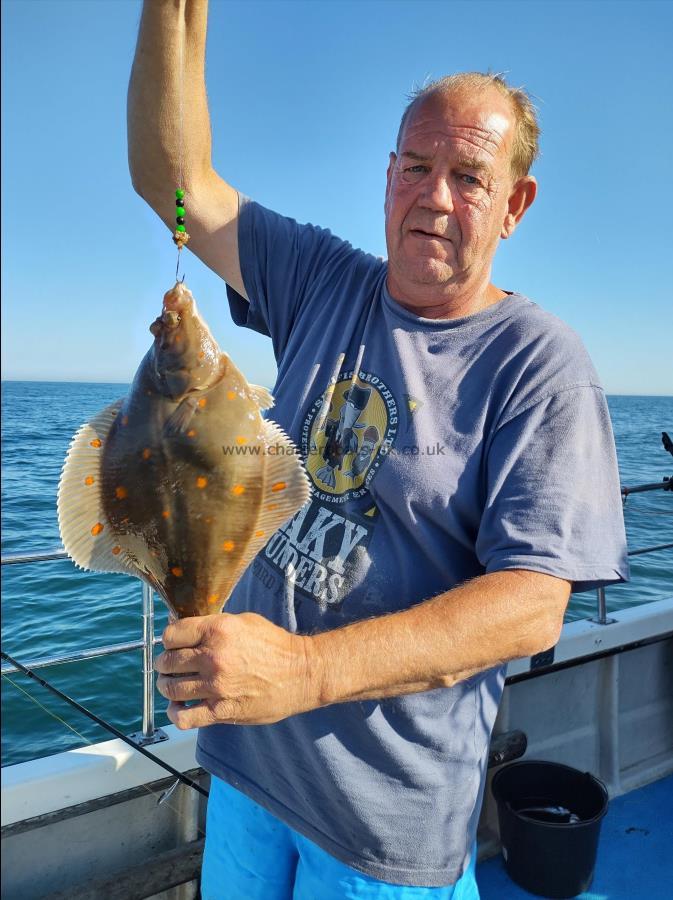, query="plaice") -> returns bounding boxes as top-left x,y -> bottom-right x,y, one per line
57,282 -> 310,618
